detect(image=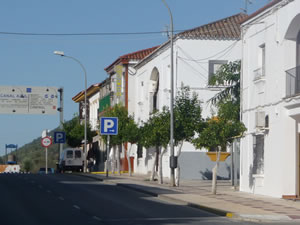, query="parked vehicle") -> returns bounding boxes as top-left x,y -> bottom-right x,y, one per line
38,168 -> 55,174
58,148 -> 84,172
